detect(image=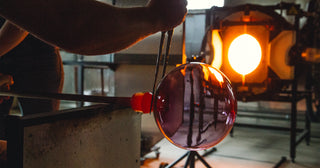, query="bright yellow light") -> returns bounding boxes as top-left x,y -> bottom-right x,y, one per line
209,67 -> 224,83
211,30 -> 222,69
201,63 -> 224,86
228,34 -> 262,75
